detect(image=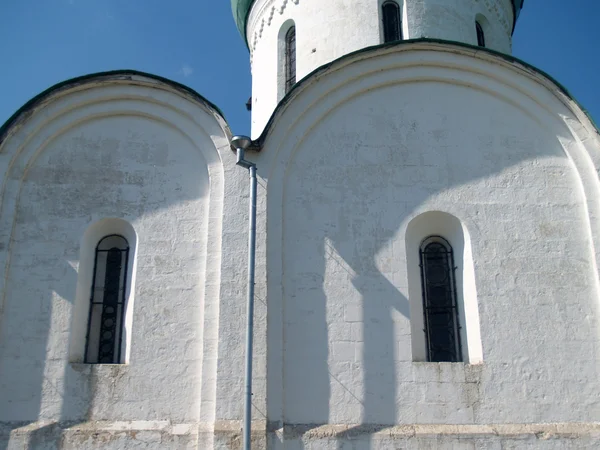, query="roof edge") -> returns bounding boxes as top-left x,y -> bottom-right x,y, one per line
254,37 -> 598,146
0,69 -> 229,145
